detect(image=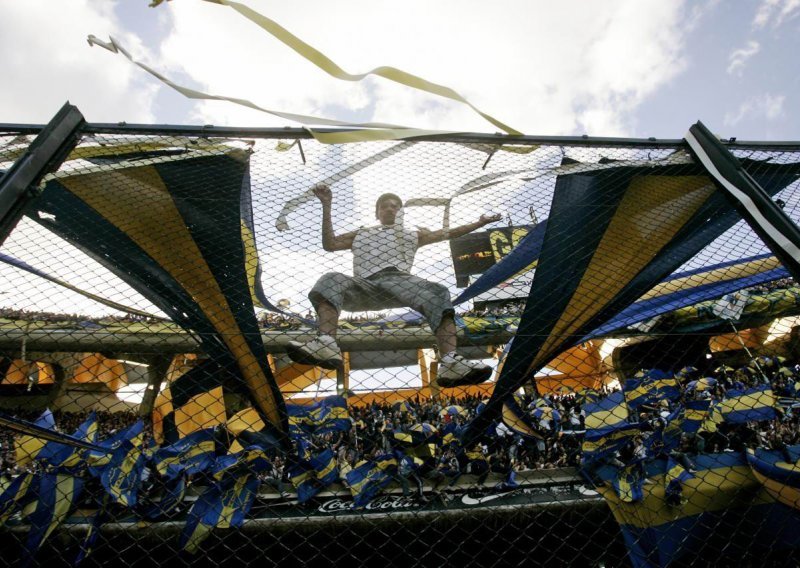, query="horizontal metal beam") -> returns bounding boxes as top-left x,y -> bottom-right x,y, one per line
0,327 -> 513,357
3,122 -> 799,150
